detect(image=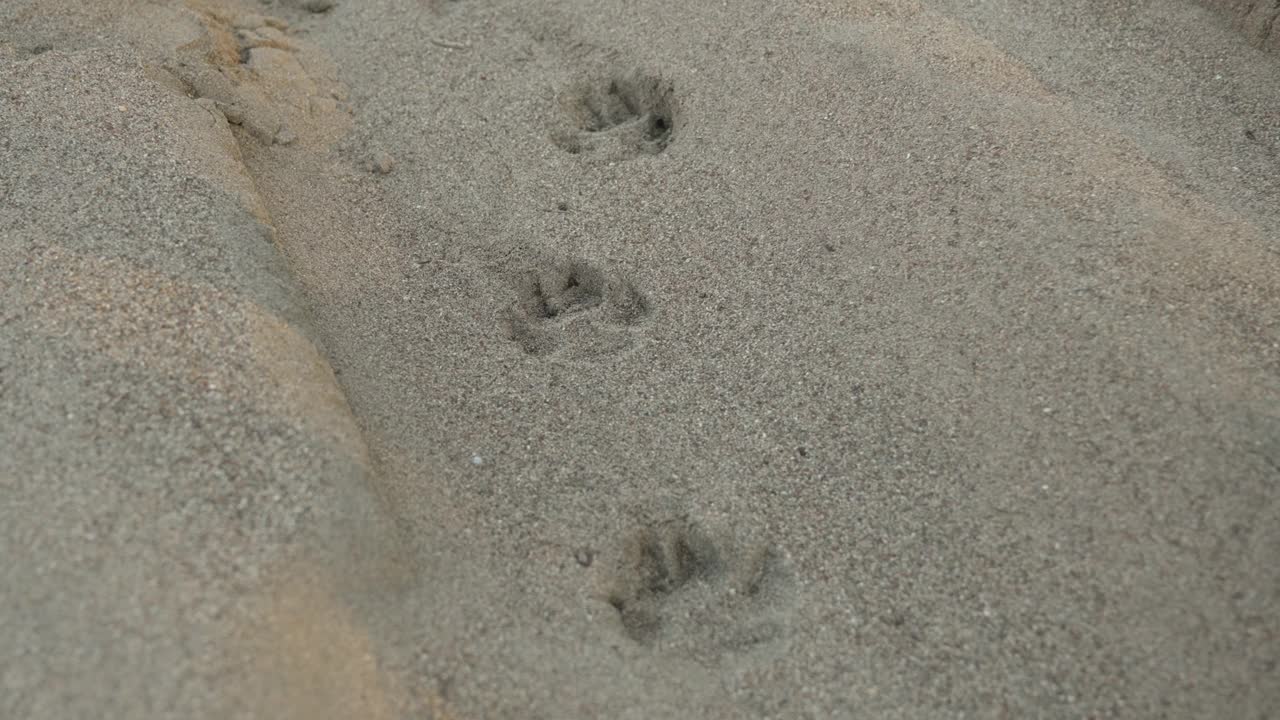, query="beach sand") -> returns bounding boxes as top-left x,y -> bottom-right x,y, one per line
2,0 -> 1278,717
